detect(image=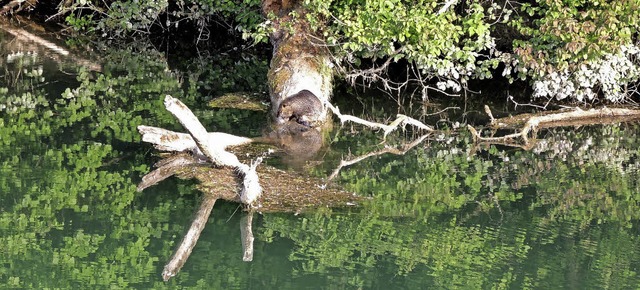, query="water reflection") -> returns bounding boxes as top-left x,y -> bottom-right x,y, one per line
2,23 -> 640,289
